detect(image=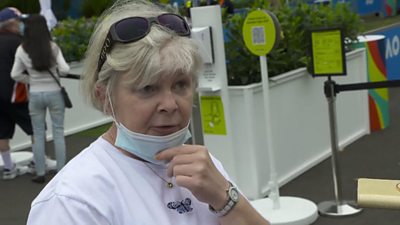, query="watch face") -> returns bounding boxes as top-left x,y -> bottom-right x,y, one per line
229,187 -> 240,202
